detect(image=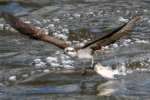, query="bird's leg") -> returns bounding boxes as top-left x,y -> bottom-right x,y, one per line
91,56 -> 95,69
3,23 -> 7,30
81,56 -> 95,75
